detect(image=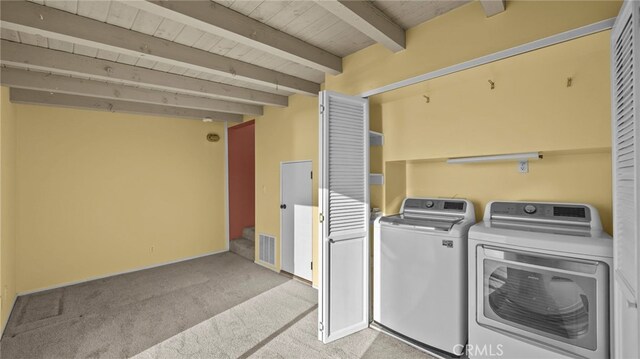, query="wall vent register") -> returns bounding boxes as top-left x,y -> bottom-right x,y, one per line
258,234 -> 275,266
